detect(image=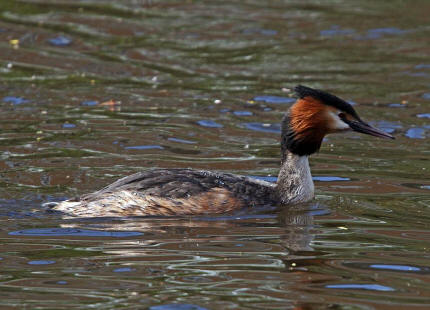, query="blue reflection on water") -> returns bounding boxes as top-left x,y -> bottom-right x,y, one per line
233,110 -> 253,116
417,113 -> 430,118
250,176 -> 277,182
403,71 -> 429,77
48,36 -> 72,46
9,228 -> 143,237
388,103 -> 405,108
242,28 -> 278,36
81,100 -> 98,106
197,120 -> 223,128
243,122 -> 280,133
28,260 -> 55,265
253,96 -> 295,104
250,176 -> 350,182
405,127 -> 426,139
370,121 -> 402,134
313,176 -> 350,182
197,213 -> 277,221
369,264 -> 421,272
321,25 -> 355,36
416,64 -> 430,69
168,137 -> 196,144
359,27 -> 406,40
149,304 -> 209,310
125,145 -> 164,150
3,96 -> 29,105
326,284 -> 395,291
114,267 -> 134,273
